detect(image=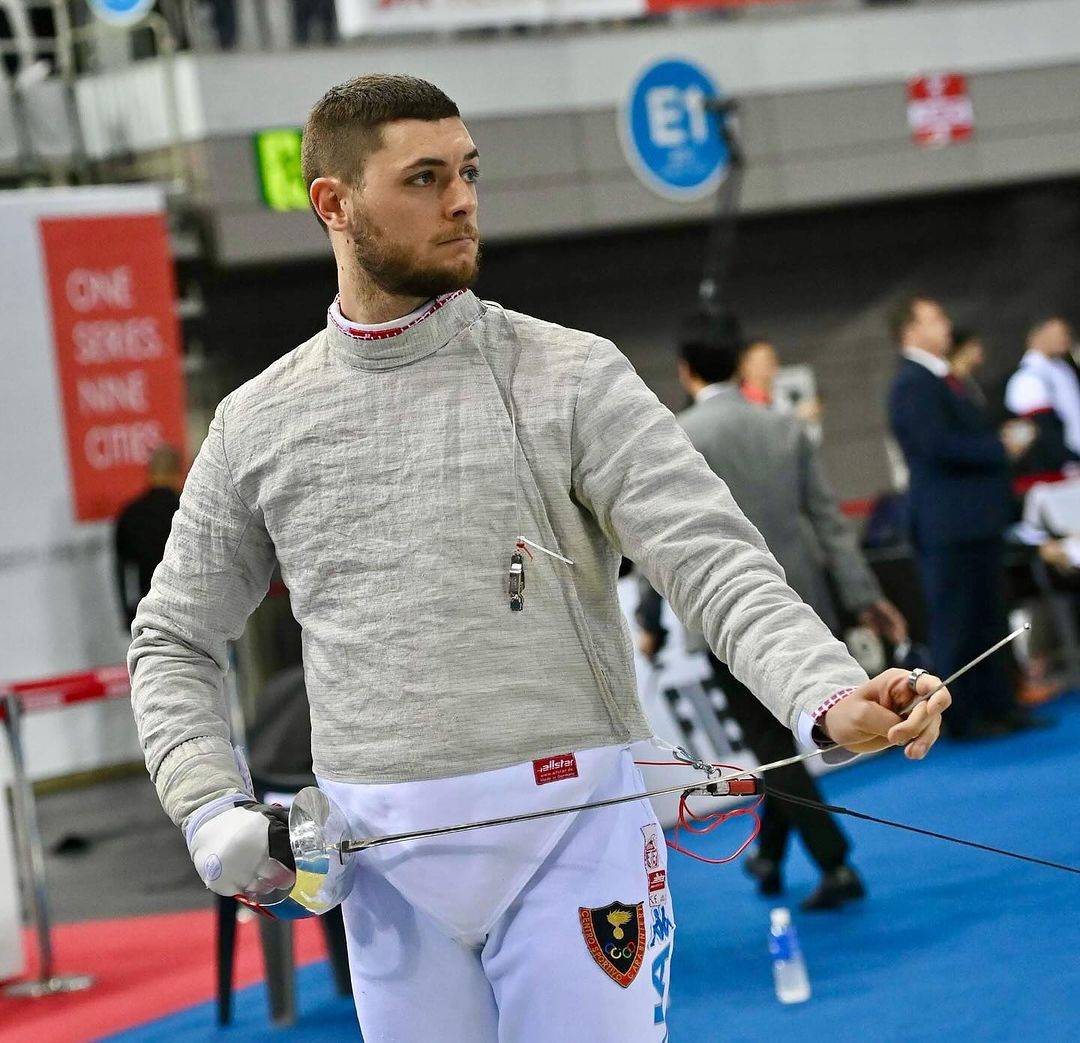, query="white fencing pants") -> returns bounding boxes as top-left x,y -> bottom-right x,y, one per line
331,749 -> 676,1042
